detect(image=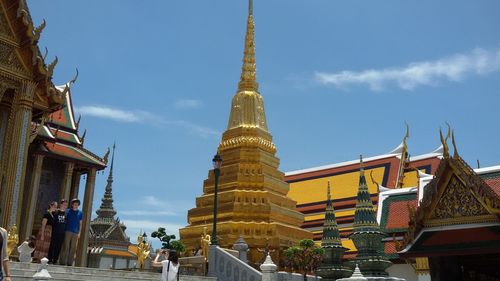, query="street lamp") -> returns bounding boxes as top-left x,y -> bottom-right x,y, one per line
211,153 -> 222,245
